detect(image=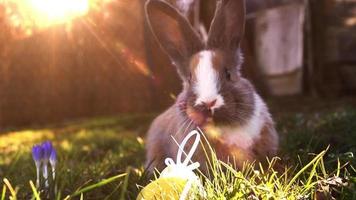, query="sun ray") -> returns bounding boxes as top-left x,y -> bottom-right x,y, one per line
2,0 -> 112,31
25,0 -> 89,26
